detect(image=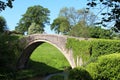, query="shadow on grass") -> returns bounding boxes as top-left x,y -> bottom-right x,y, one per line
0,59 -> 62,80
15,59 -> 62,80
28,59 -> 62,75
